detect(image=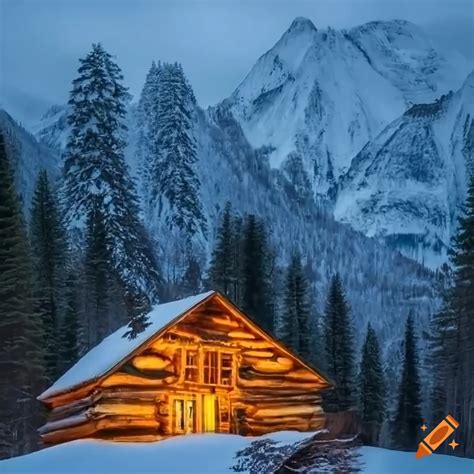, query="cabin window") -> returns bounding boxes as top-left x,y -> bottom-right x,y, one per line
185,350 -> 199,382
204,351 -> 218,384
220,353 -> 233,385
